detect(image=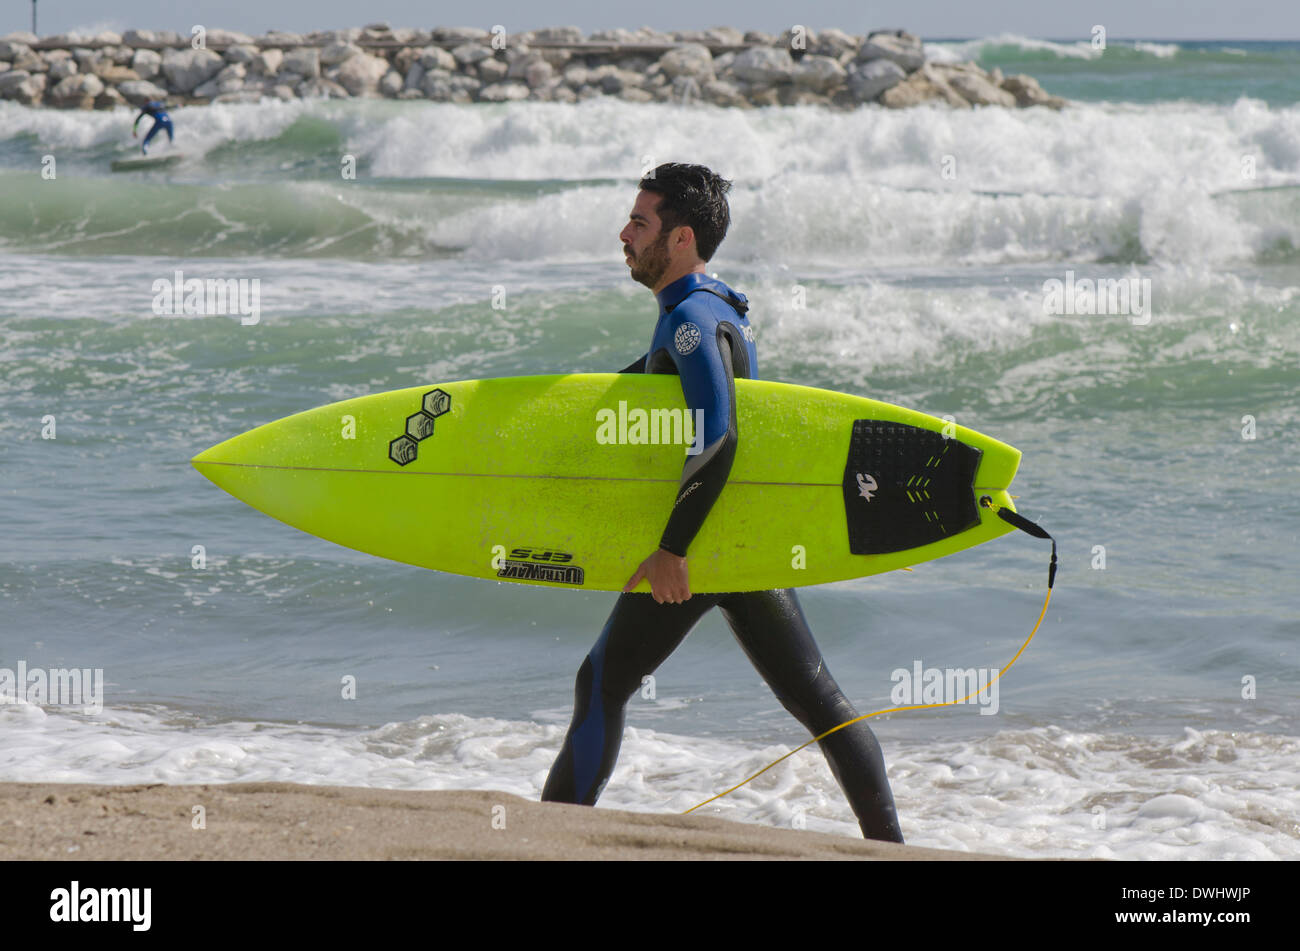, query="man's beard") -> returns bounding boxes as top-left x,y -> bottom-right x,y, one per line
627,232 -> 671,288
